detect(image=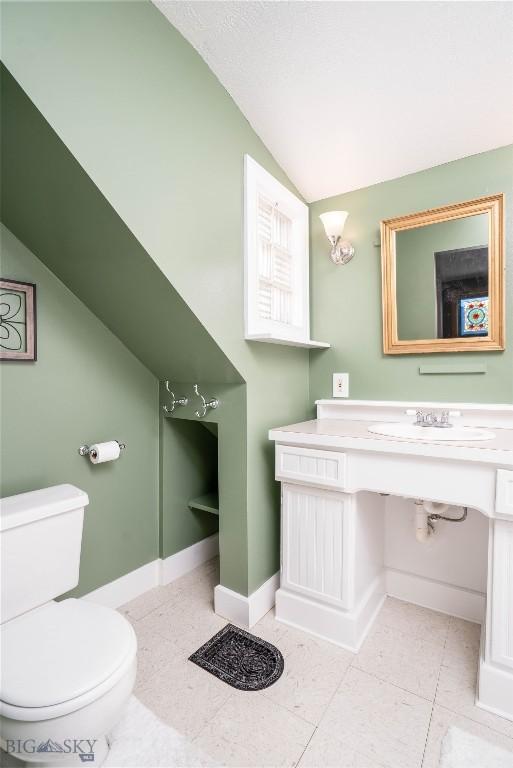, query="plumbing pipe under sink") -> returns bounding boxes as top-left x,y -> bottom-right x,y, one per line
414,500 -> 433,543
414,499 -> 467,542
